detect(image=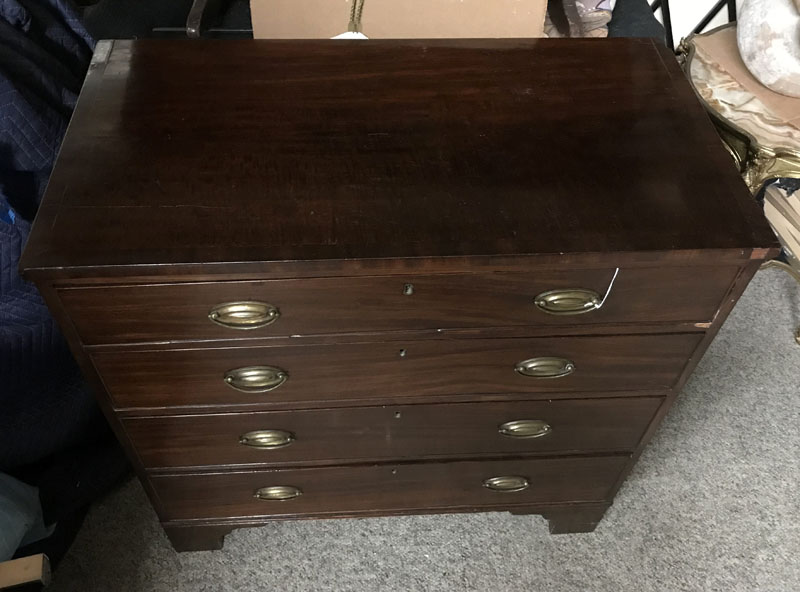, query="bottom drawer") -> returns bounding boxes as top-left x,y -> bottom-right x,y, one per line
151,456 -> 628,521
